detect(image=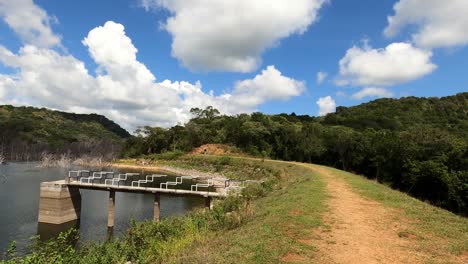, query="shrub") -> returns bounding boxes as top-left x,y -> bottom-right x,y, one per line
148,151 -> 185,161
